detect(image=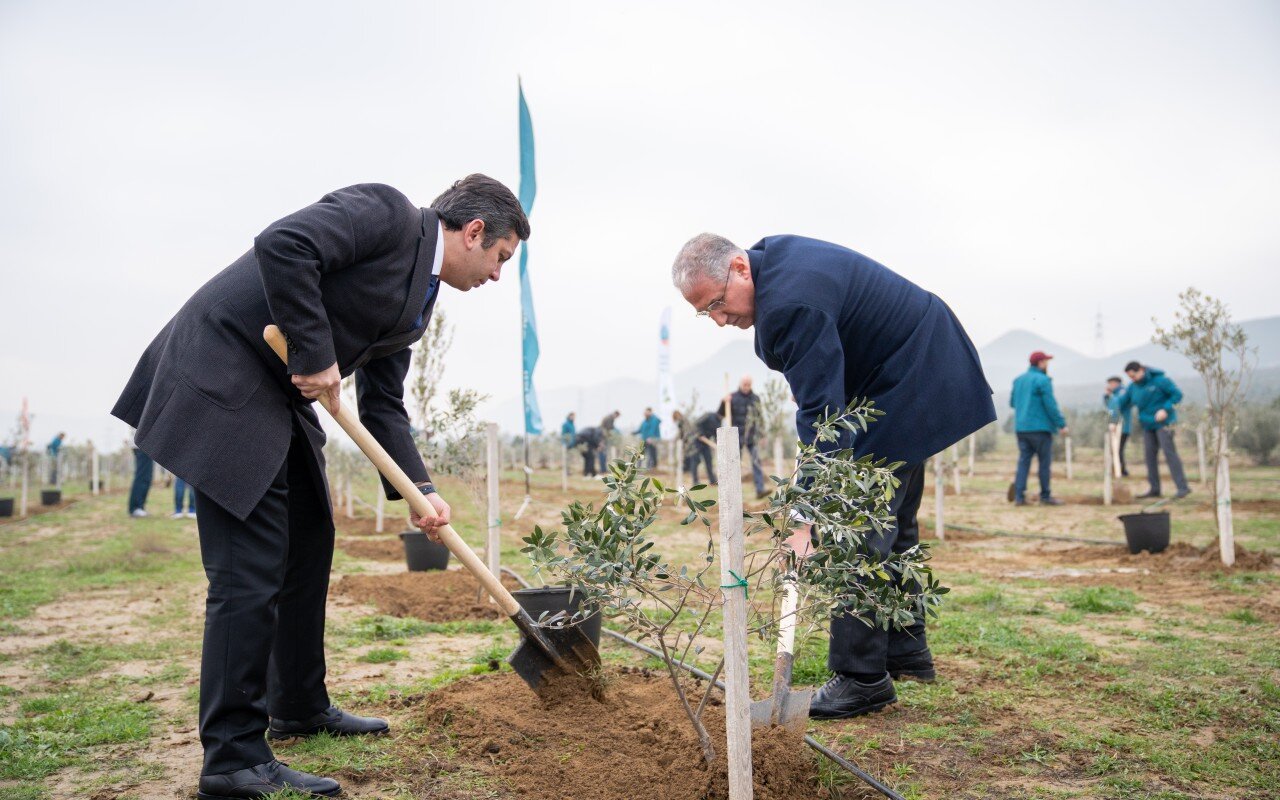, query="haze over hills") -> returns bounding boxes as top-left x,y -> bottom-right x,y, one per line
494,315 -> 1280,433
